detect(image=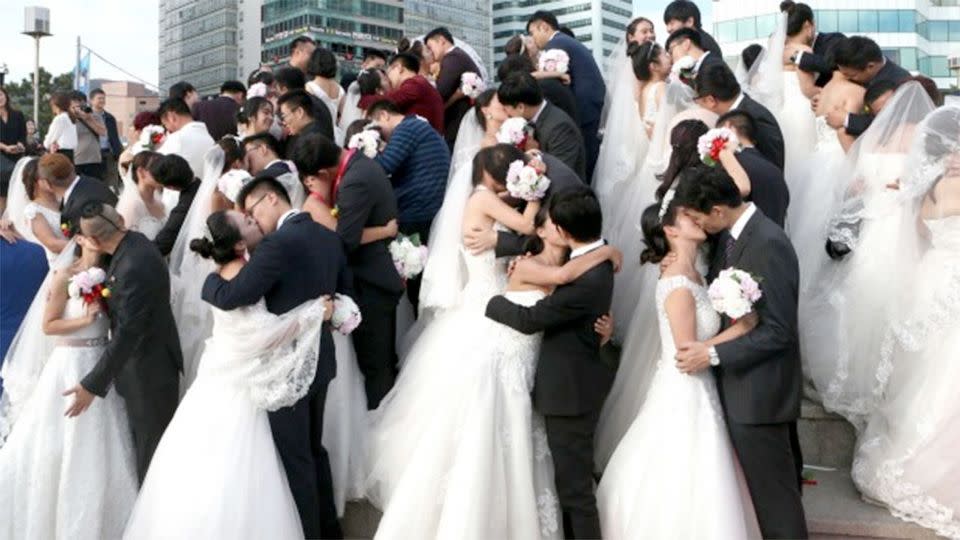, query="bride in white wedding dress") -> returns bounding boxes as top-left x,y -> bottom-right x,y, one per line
123,212 -> 331,540
0,238 -> 138,540
597,197 -> 760,540
117,151 -> 167,240
851,105 -> 960,539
